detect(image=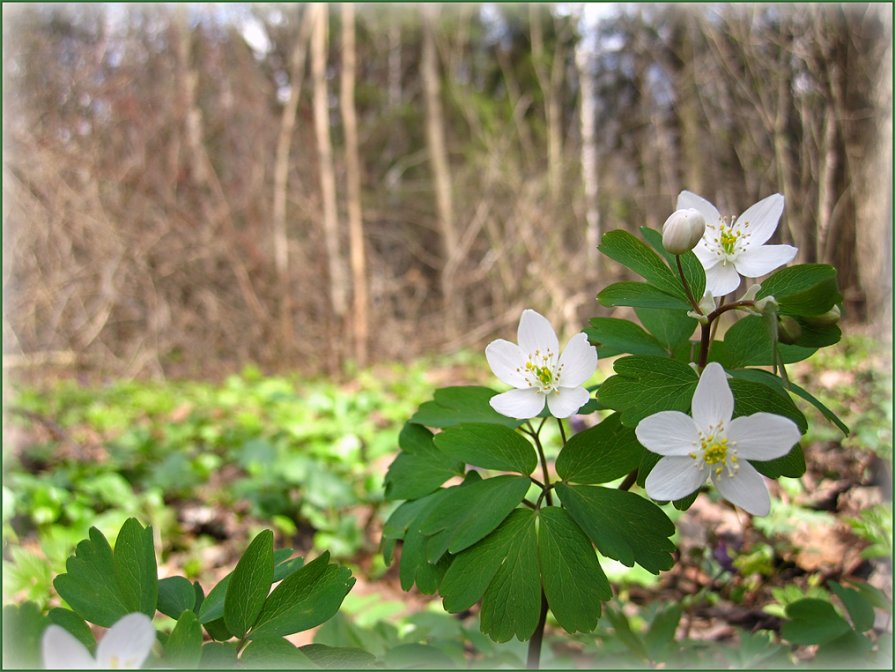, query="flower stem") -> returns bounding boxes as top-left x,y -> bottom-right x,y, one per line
556,417 -> 567,446
676,255 -> 701,313
619,469 -> 638,491
527,591 -> 549,669
698,321 -> 712,368
531,431 -> 553,507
